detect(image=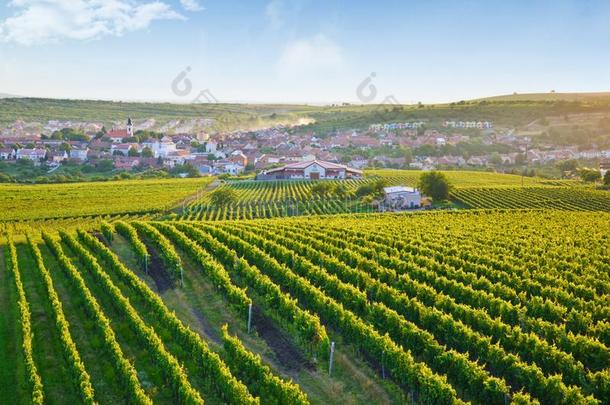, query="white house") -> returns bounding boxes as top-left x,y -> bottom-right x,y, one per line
70,147 -> 89,161
205,141 -> 218,154
216,161 -> 244,175
383,186 -> 421,209
49,151 -> 68,163
16,148 -> 46,161
142,136 -> 177,158
111,143 -> 138,156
